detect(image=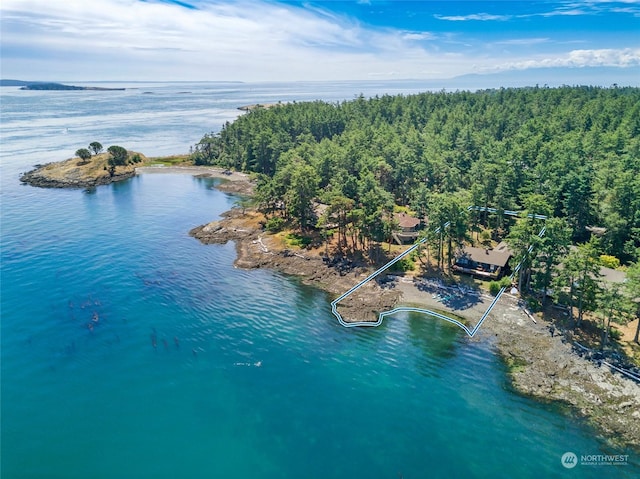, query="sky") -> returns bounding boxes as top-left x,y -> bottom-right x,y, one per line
1,0 -> 639,84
